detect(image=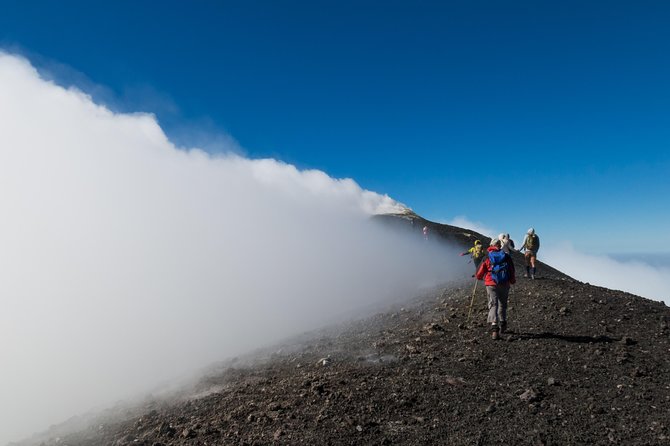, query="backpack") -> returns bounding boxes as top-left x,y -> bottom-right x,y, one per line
488,250 -> 510,284
526,234 -> 538,250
